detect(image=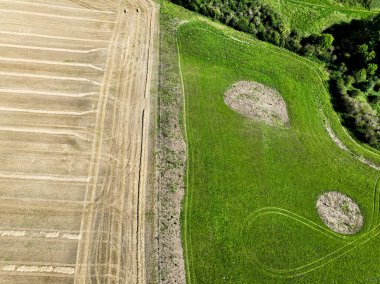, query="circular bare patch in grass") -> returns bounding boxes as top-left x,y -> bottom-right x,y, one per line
316,191 -> 363,235
224,81 -> 289,126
